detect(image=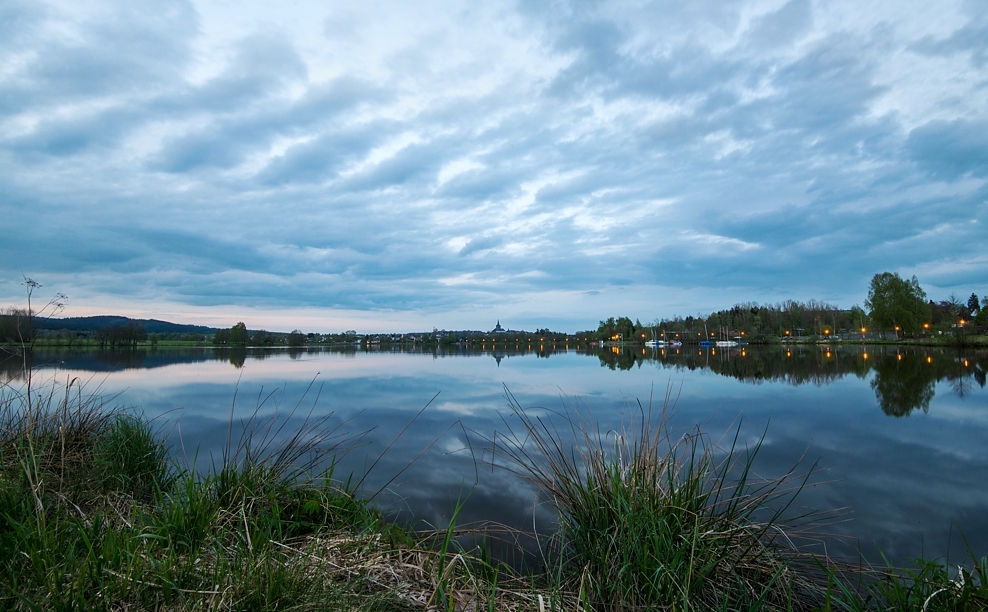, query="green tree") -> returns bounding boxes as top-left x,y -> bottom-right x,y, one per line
968,292 -> 981,315
213,328 -> 230,345
864,272 -> 931,334
252,329 -> 274,345
229,322 -> 248,345
287,329 -> 306,347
